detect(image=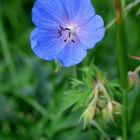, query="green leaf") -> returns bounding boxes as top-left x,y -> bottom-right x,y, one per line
61,90 -> 91,112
